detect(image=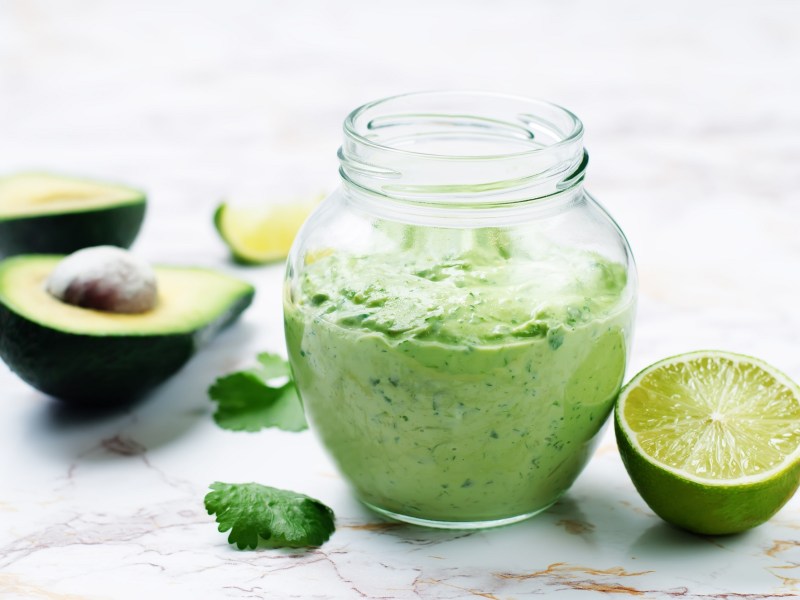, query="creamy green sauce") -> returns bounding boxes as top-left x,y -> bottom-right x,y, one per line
285,240 -> 635,523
